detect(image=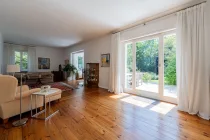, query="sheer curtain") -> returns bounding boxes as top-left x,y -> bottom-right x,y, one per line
5,44 -> 15,65
108,32 -> 123,94
28,47 -> 36,72
177,3 -> 210,120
